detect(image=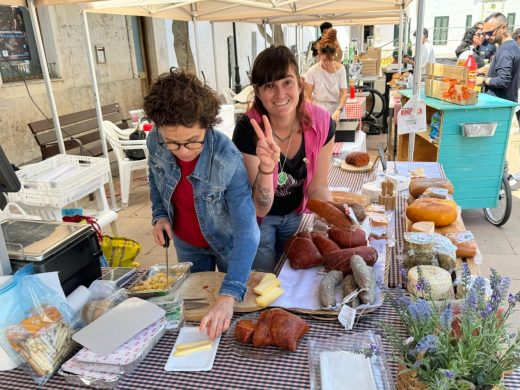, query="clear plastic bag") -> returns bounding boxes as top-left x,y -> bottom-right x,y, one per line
0,265 -> 76,386
81,289 -> 128,325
